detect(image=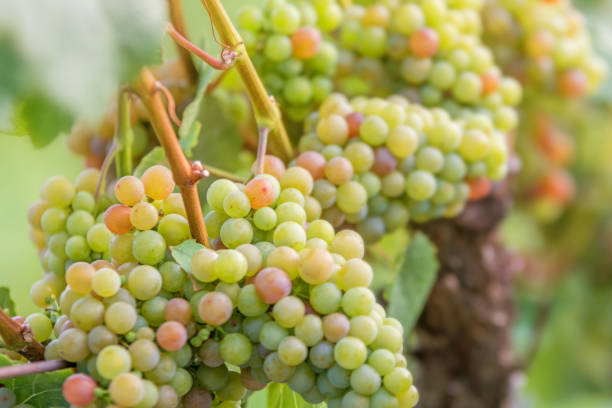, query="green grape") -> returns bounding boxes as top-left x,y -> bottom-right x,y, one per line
270,3 -> 300,34
288,363 -> 315,393
284,77 -> 313,105
145,353 -> 177,385
334,336 -> 367,370
109,233 -> 136,264
92,267 -> 121,297
405,170 -> 436,201
383,367 -> 413,395
237,243 -> 263,276
259,321 -> 289,351
65,235 -> 91,261
237,5 -> 263,32
312,179 -> 337,209
132,230 -> 166,265
129,339 -> 161,372
310,282 -> 342,314
110,373 -> 144,407
350,364 -> 382,396
220,333 -> 252,366
127,265 -> 162,300
342,287 -> 375,317
336,181 -> 367,215
273,221 -> 306,250
237,284 -> 269,317
88,325 -> 118,354
169,368 -> 193,397
416,146 -> 444,173
295,314 -> 324,346
105,301 -> 137,334
86,223 -> 113,253
263,351 -> 296,382
197,364 -> 229,391
97,345 -> 132,379
368,349 -> 396,376
141,296 -> 169,327
264,34 -> 292,61
157,214 -> 190,246
380,171 -> 405,198
207,179 -> 238,213
159,261 -> 186,292
371,325 -> 403,353
278,336 -> 308,366
204,210 -> 229,239
215,249 -> 248,283
253,207 -> 277,231
66,210 -> 95,237
42,175 -> 75,207
223,190 -> 251,219
342,390 -> 370,408
306,219 -> 335,244
276,202 -> 307,225
70,296 -> 104,331
25,313 -> 52,342
220,218 -> 253,248
327,363 -> 351,389
309,341 -> 335,369
272,296 -> 305,328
